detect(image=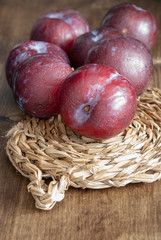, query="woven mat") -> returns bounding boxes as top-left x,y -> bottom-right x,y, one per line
6,87 -> 161,210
